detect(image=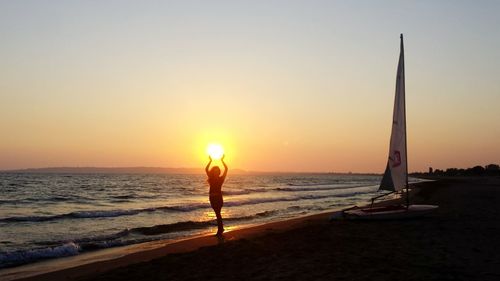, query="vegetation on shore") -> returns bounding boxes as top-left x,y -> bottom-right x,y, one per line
411,164 -> 500,177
